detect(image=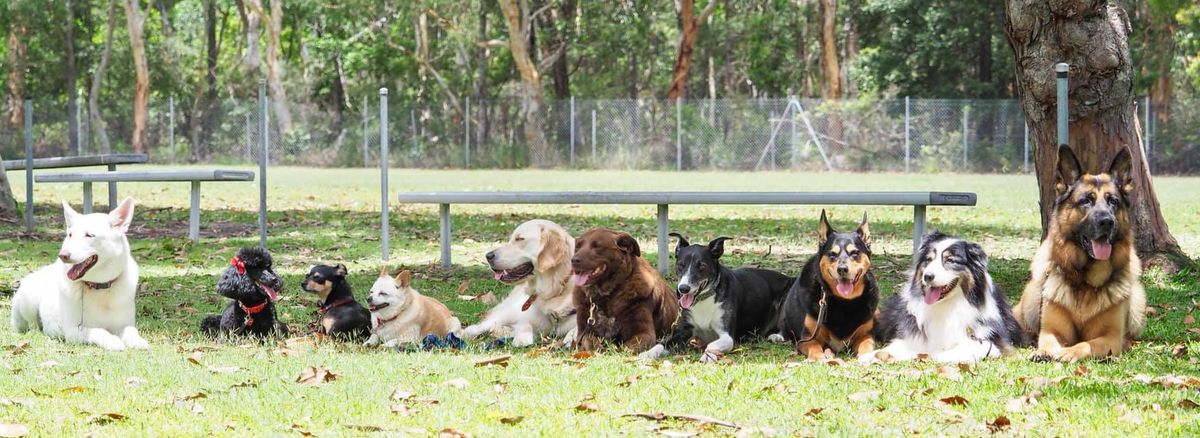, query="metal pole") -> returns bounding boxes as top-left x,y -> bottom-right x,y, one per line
258,80 -> 268,249
789,97 -> 798,169
769,110 -> 777,171
24,98 -> 33,233
1023,121 -> 1030,172
962,103 -> 969,167
1056,63 -> 1069,146
439,204 -> 451,268
363,94 -> 369,167
591,109 -> 597,162
169,95 -> 175,163
569,96 -> 576,167
465,97 -> 471,169
904,96 -> 911,173
675,98 -> 682,171
410,109 -> 418,158
380,88 -> 390,261
657,204 -> 669,274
